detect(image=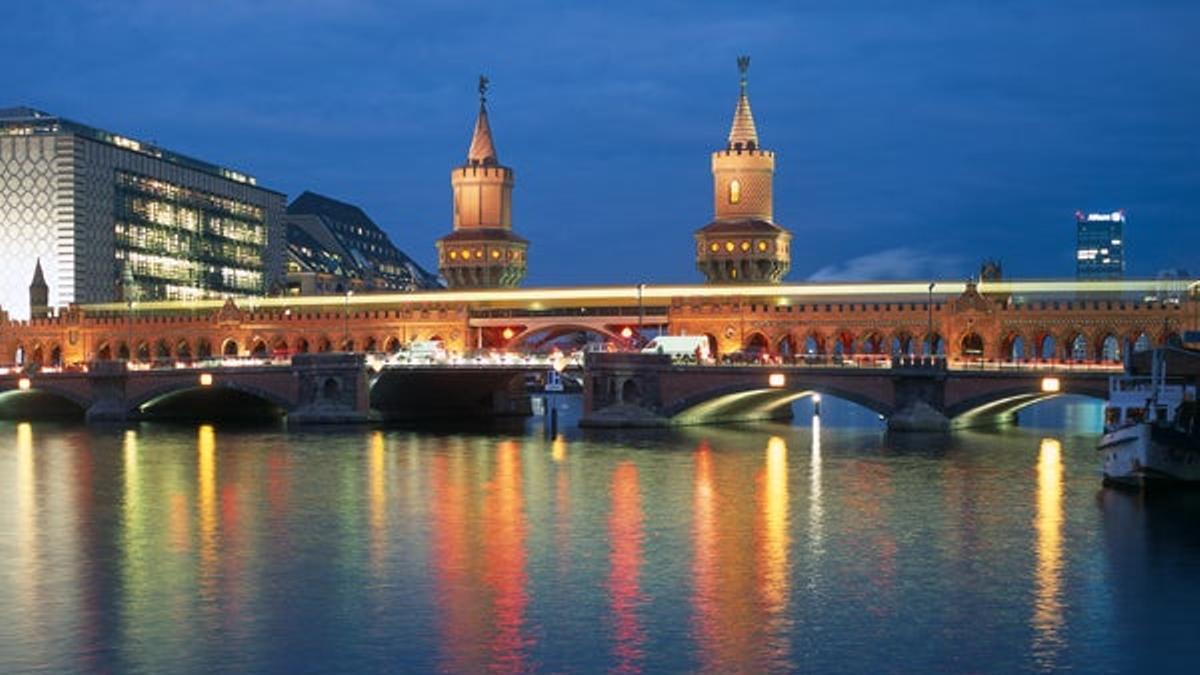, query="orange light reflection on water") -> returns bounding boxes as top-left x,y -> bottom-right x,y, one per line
1032,437 -> 1065,667
609,462 -> 645,672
